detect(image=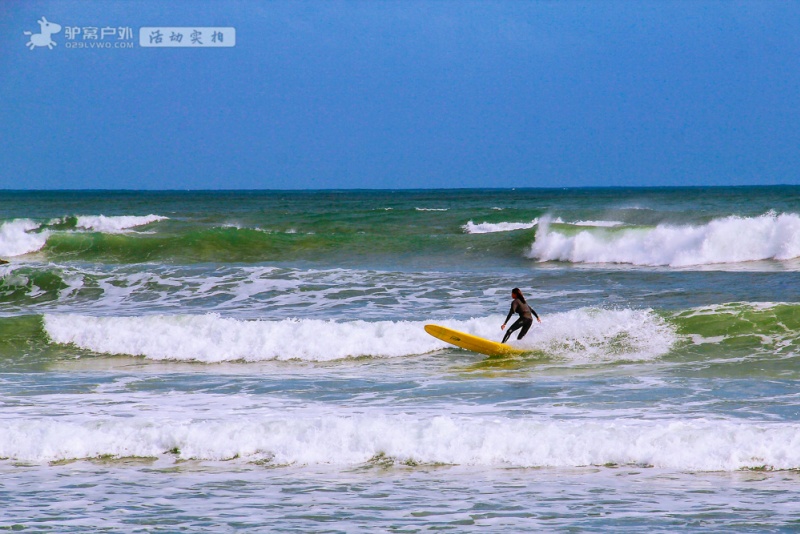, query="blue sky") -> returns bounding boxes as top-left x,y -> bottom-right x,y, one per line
2,1 -> 799,189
